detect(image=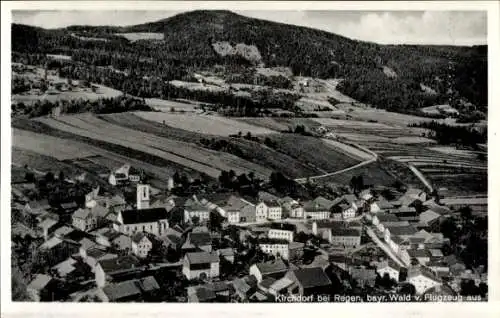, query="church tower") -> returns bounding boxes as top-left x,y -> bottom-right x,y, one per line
136,184 -> 150,210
